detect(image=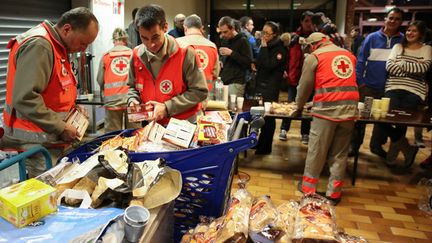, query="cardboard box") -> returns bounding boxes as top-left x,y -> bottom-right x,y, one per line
162,118 -> 197,148
0,178 -> 57,228
127,104 -> 153,122
63,107 -> 89,141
